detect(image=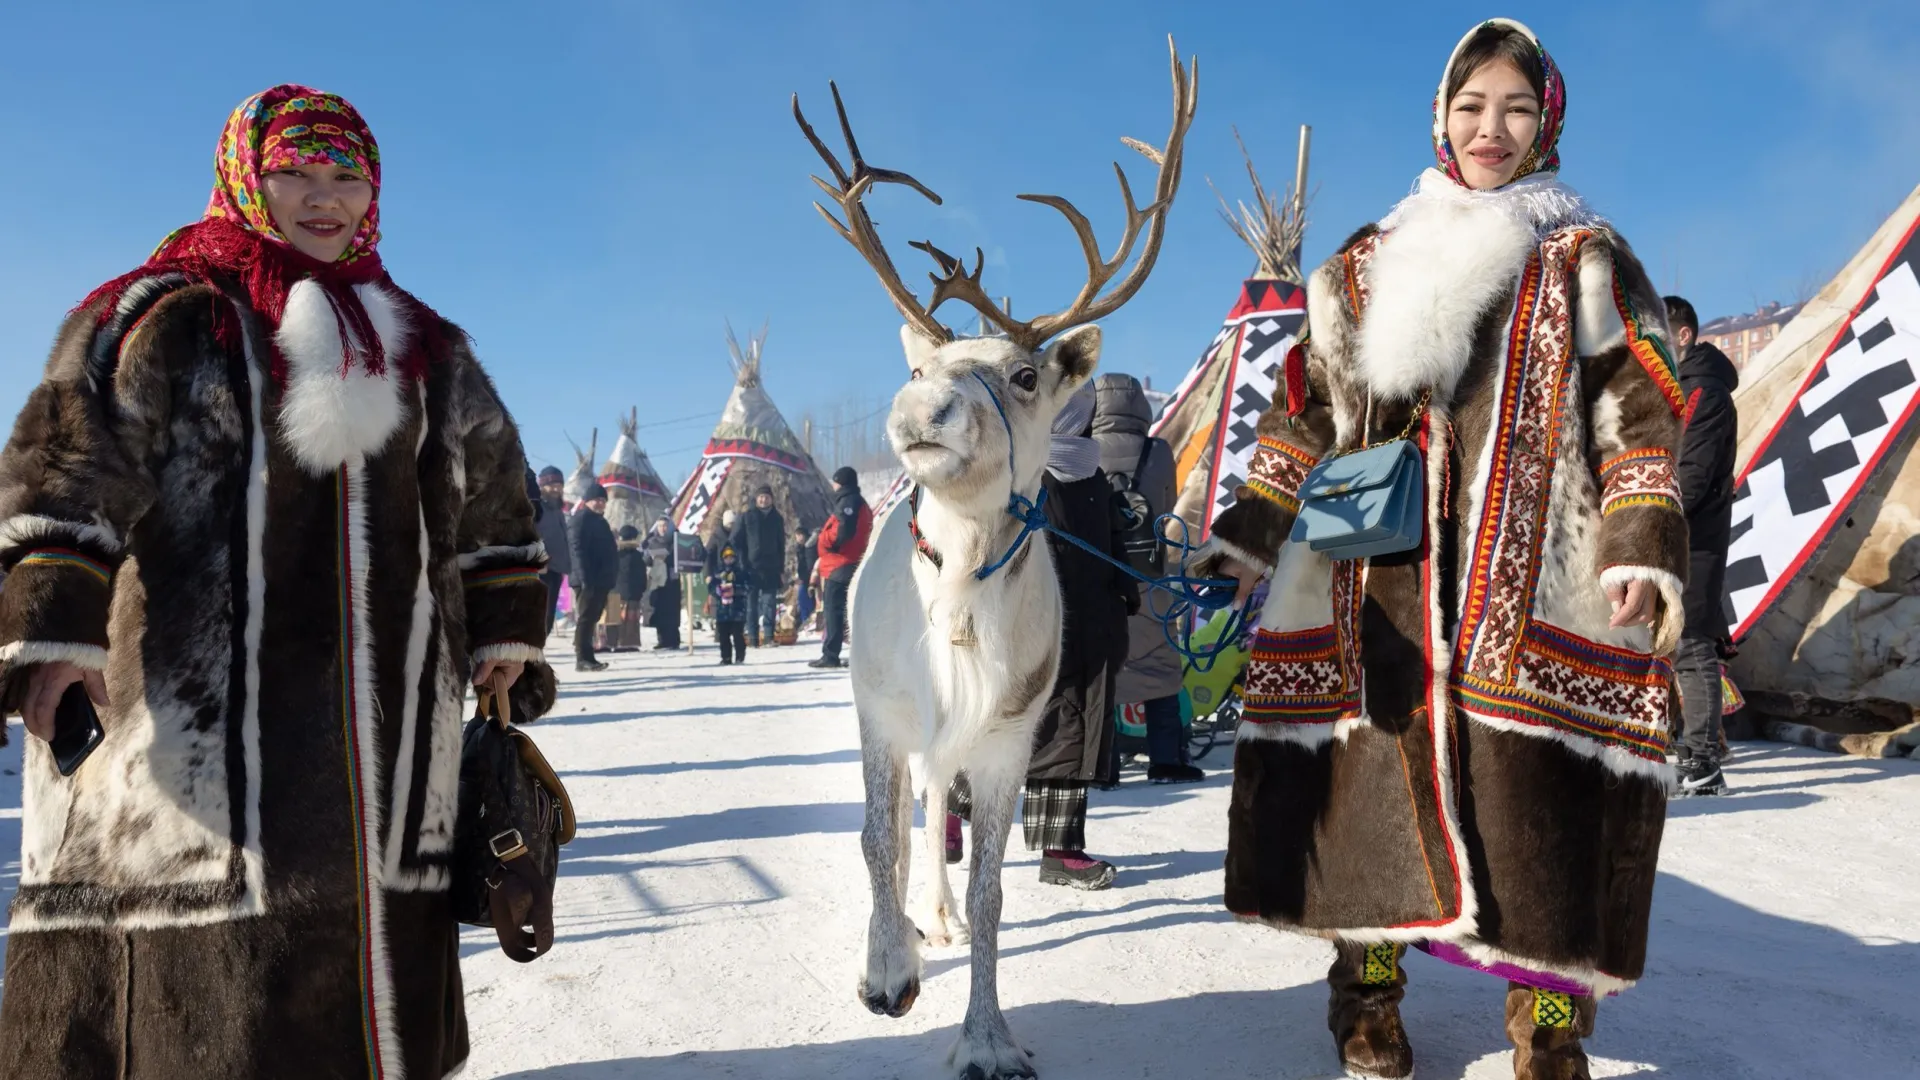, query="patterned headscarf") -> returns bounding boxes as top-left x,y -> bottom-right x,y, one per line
81,85 -> 443,384
203,86 -> 382,266
1432,19 -> 1566,189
